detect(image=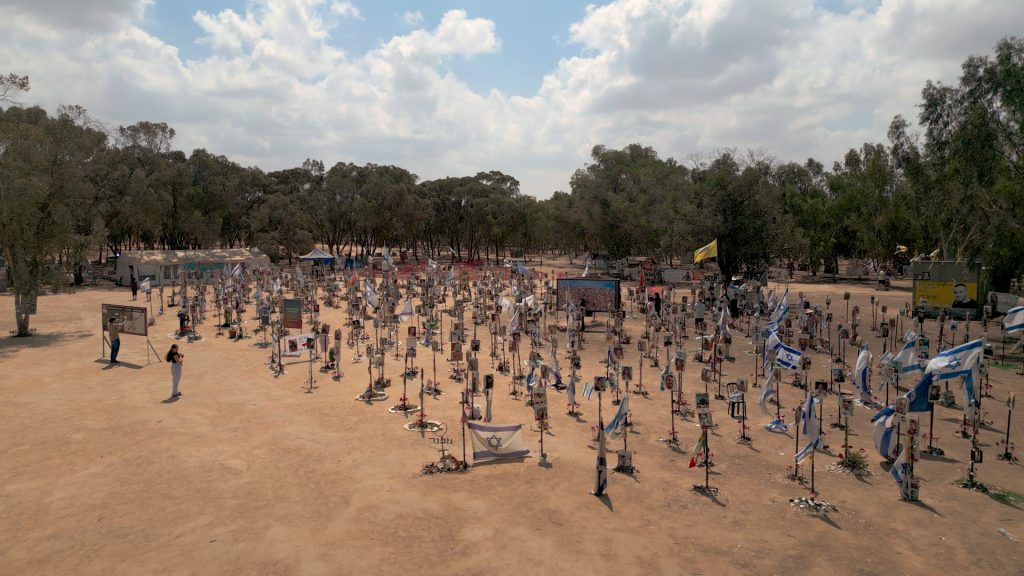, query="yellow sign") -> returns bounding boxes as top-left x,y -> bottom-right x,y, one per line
694,239 -> 718,264
915,281 -> 978,309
